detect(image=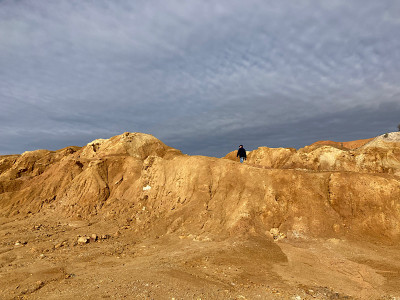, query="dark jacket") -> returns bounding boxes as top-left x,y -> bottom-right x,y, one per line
237,147 -> 247,158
